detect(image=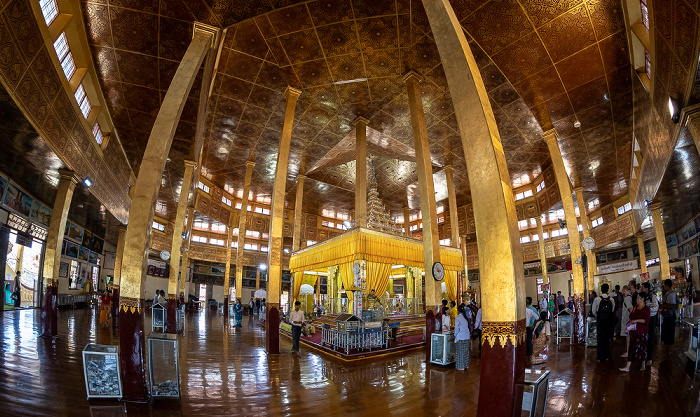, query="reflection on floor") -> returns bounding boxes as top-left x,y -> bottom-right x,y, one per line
0,306 -> 699,416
